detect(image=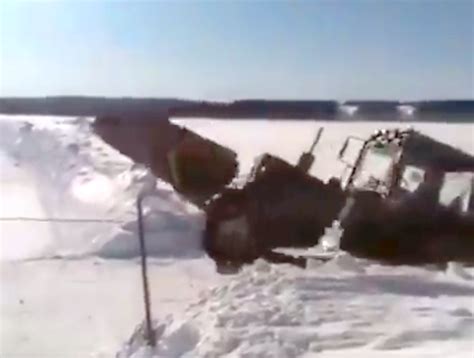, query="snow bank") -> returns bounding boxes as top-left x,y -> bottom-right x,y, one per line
0,115 -> 204,261
96,199 -> 204,259
120,259 -> 474,357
